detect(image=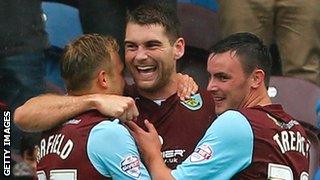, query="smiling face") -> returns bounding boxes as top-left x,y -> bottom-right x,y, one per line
124,23 -> 180,93
206,51 -> 251,114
